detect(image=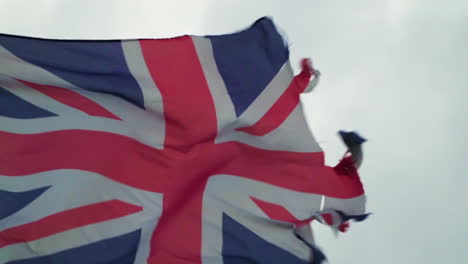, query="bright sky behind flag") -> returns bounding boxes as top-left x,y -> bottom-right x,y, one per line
0,0 -> 466,263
